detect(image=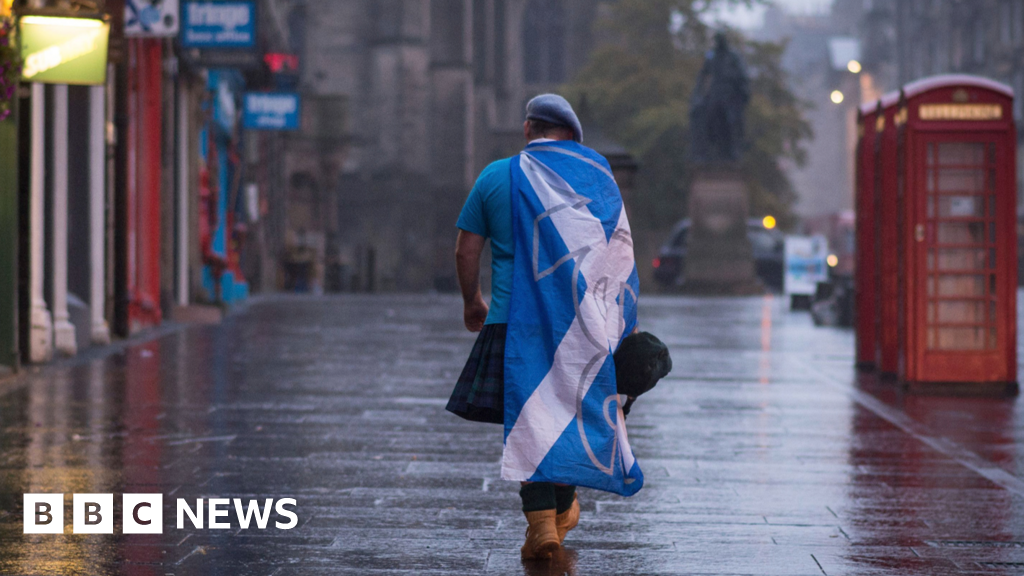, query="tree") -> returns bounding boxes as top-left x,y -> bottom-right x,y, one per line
566,0 -> 812,232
